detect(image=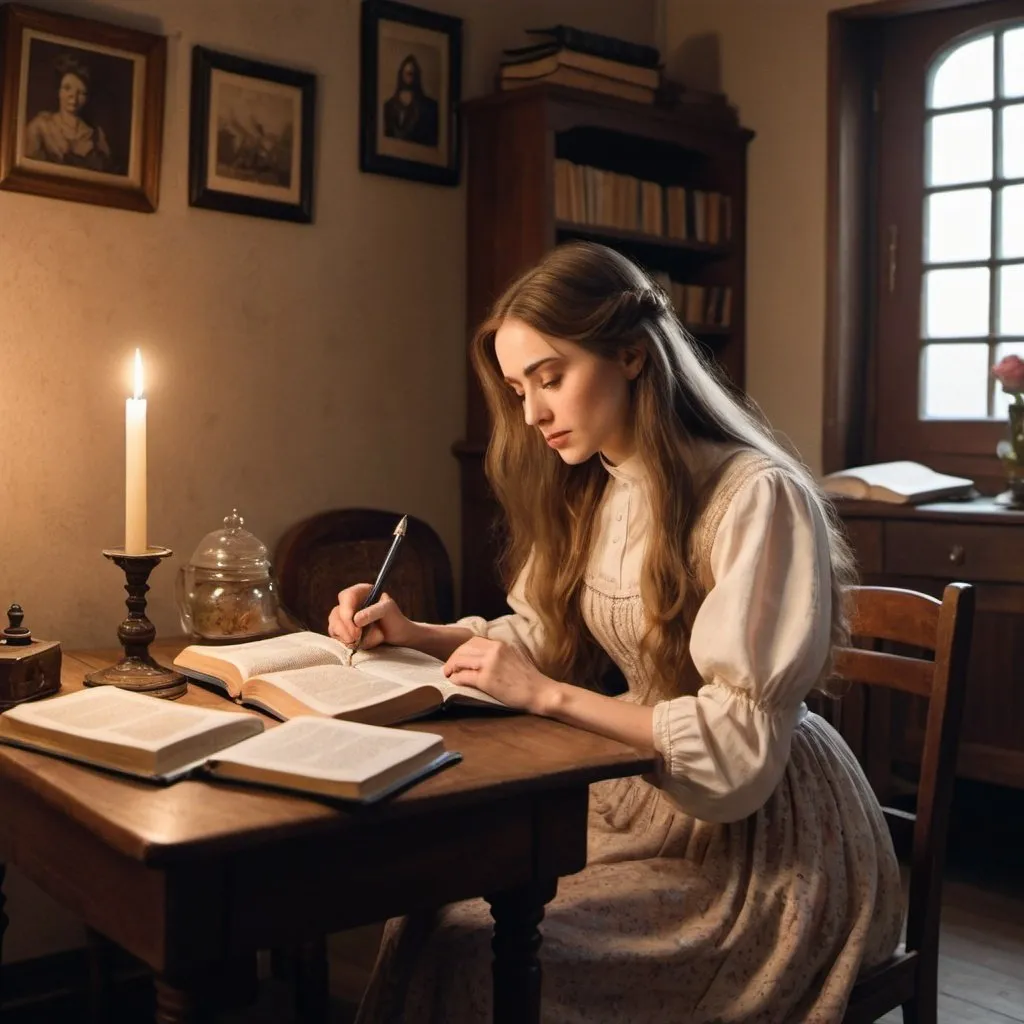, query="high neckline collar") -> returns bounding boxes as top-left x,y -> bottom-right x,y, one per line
599,450 -> 647,483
